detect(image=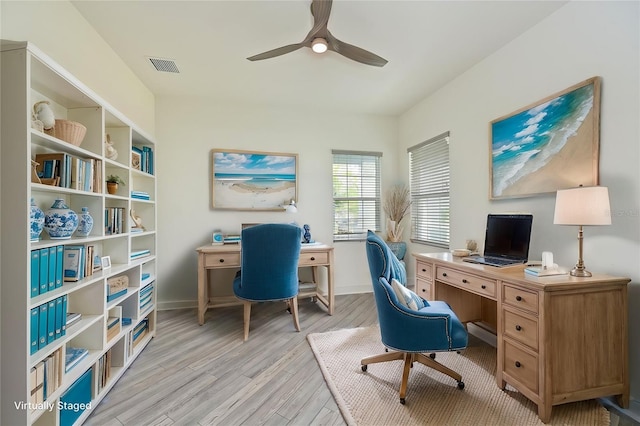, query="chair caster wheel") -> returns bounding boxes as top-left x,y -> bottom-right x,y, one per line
400,398 -> 406,405
361,365 -> 368,372
429,353 -> 436,359
457,381 -> 465,390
